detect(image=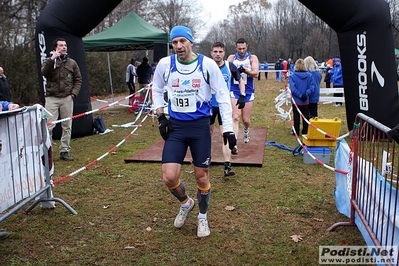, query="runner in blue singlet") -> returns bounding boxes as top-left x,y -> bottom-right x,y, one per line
210,42 -> 245,177
227,38 -> 259,144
